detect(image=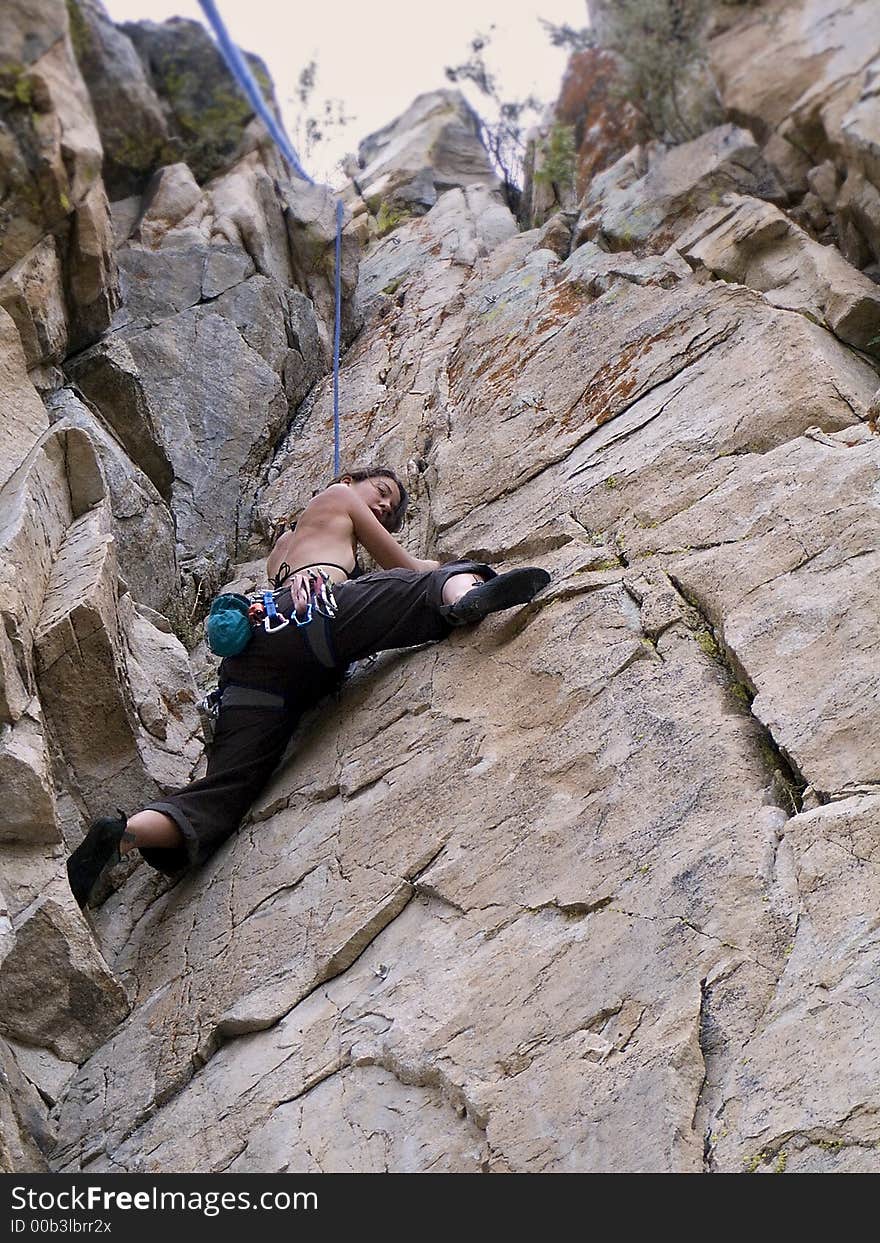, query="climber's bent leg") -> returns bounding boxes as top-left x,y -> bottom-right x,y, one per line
441,572 -> 485,606
119,809 -> 183,854
326,561 -> 549,663
138,696 -> 303,876
328,561 -> 496,665
444,566 -> 552,625
67,630 -> 340,903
